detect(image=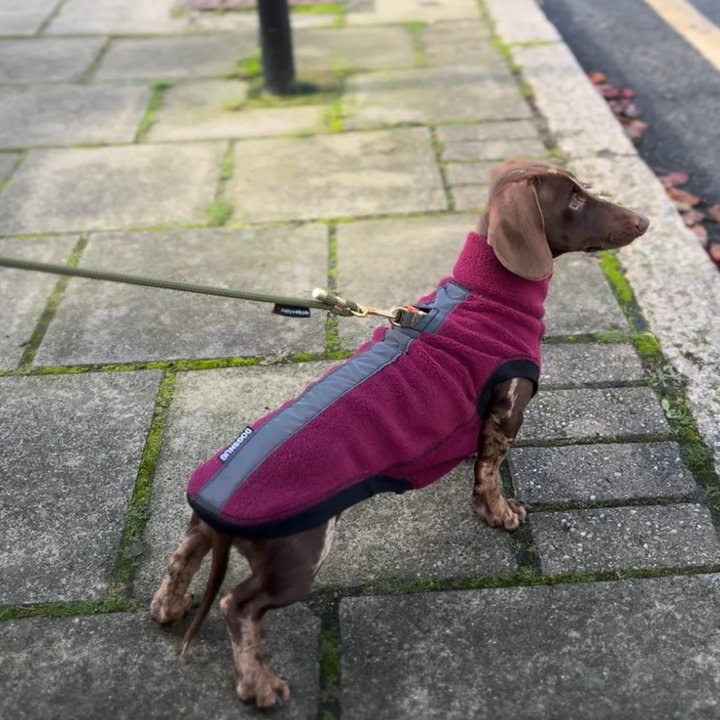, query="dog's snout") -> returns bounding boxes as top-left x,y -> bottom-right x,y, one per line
634,214 -> 650,236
